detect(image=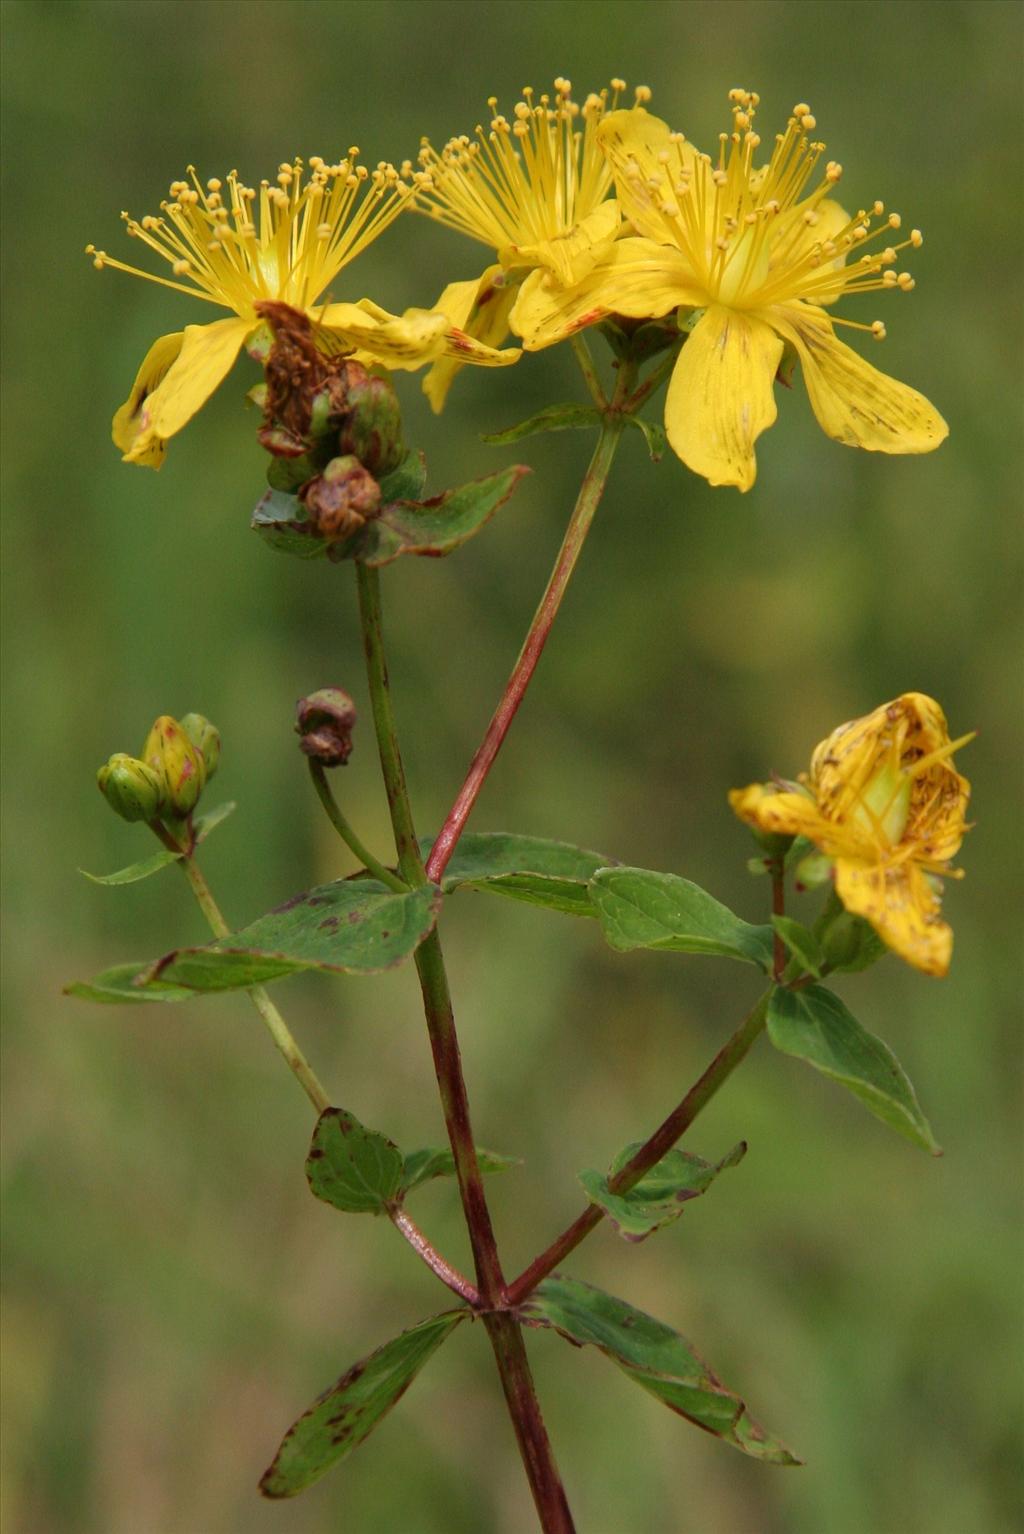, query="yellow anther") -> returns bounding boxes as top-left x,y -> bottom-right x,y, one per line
172,259 -> 190,275
793,102 -> 811,117
800,113 -> 816,131
514,102 -> 530,120
882,246 -> 897,263
735,111 -> 750,129
713,168 -> 728,186
871,320 -> 887,340
910,228 -> 923,247
897,272 -> 915,290
610,77 -> 626,91
888,212 -> 902,228
634,85 -> 652,103
872,199 -> 884,215
554,76 -> 572,94
826,161 -> 843,181
883,270 -> 899,286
